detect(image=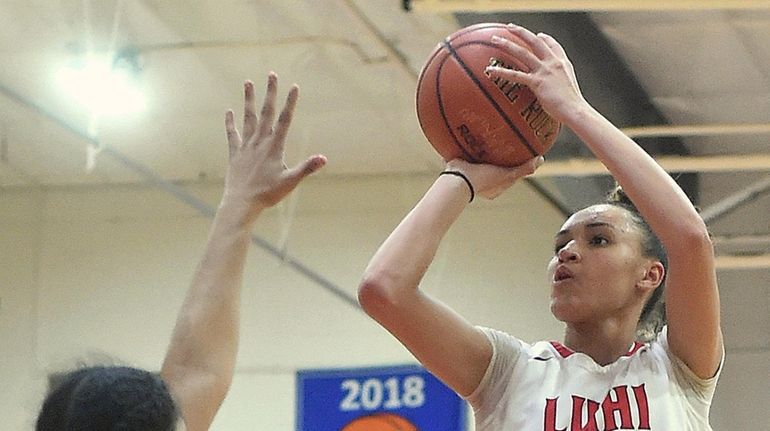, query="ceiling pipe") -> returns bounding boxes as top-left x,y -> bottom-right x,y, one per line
533,154 -> 770,177
407,0 -> 770,12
